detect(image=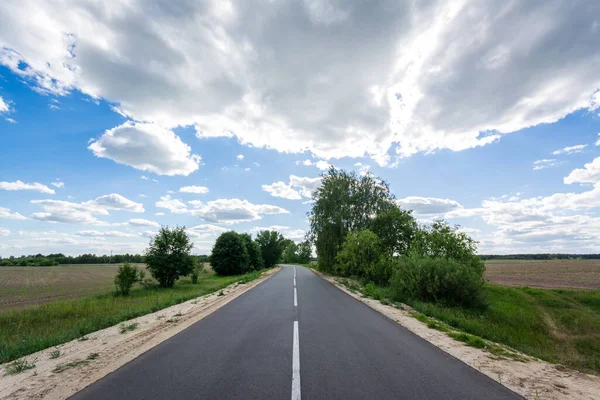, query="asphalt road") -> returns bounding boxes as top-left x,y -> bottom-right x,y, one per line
71,265 -> 521,400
